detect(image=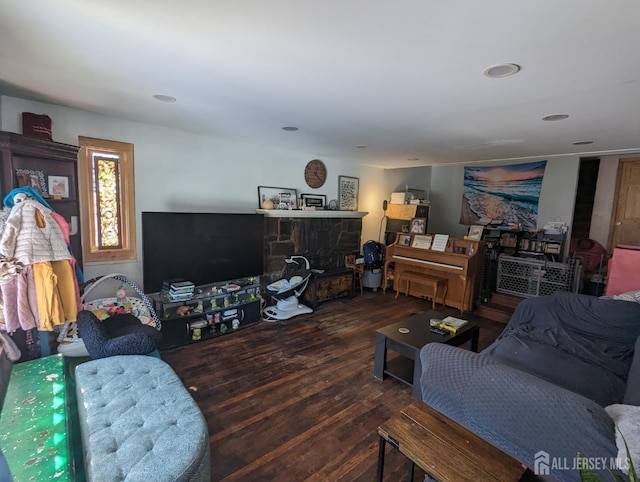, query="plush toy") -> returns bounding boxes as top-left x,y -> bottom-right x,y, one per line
176,305 -> 194,316
116,286 -> 127,303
